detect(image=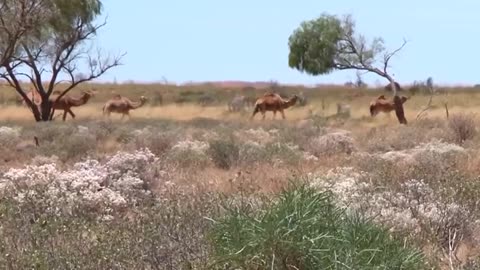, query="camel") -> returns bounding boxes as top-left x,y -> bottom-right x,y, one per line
20,88 -> 41,107
102,95 -> 148,119
369,95 -> 409,117
251,92 -> 298,120
50,90 -> 95,121
20,89 -> 94,120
